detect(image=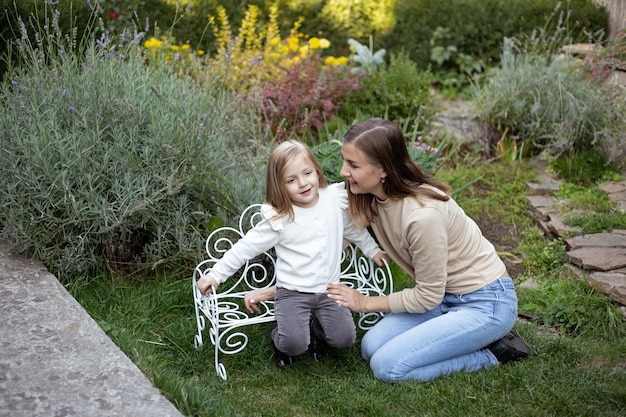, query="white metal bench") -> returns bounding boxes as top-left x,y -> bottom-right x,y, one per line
192,204 -> 394,380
